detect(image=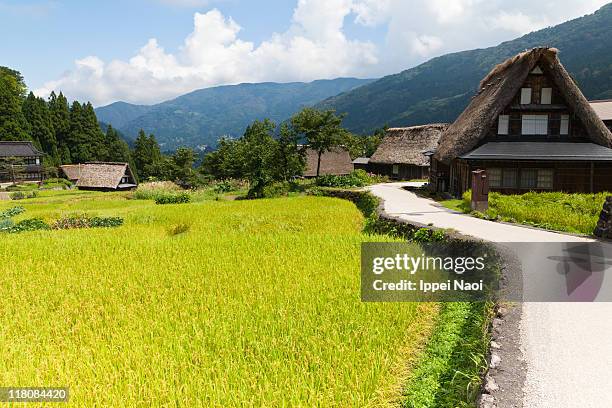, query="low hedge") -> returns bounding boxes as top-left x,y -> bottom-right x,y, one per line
155,192 -> 192,205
